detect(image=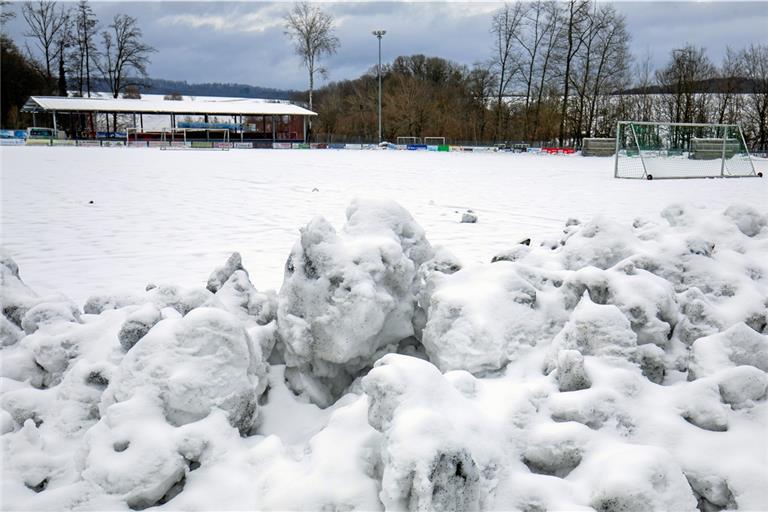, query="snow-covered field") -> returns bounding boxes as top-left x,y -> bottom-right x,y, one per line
2,147 -> 766,304
1,146 -> 767,511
